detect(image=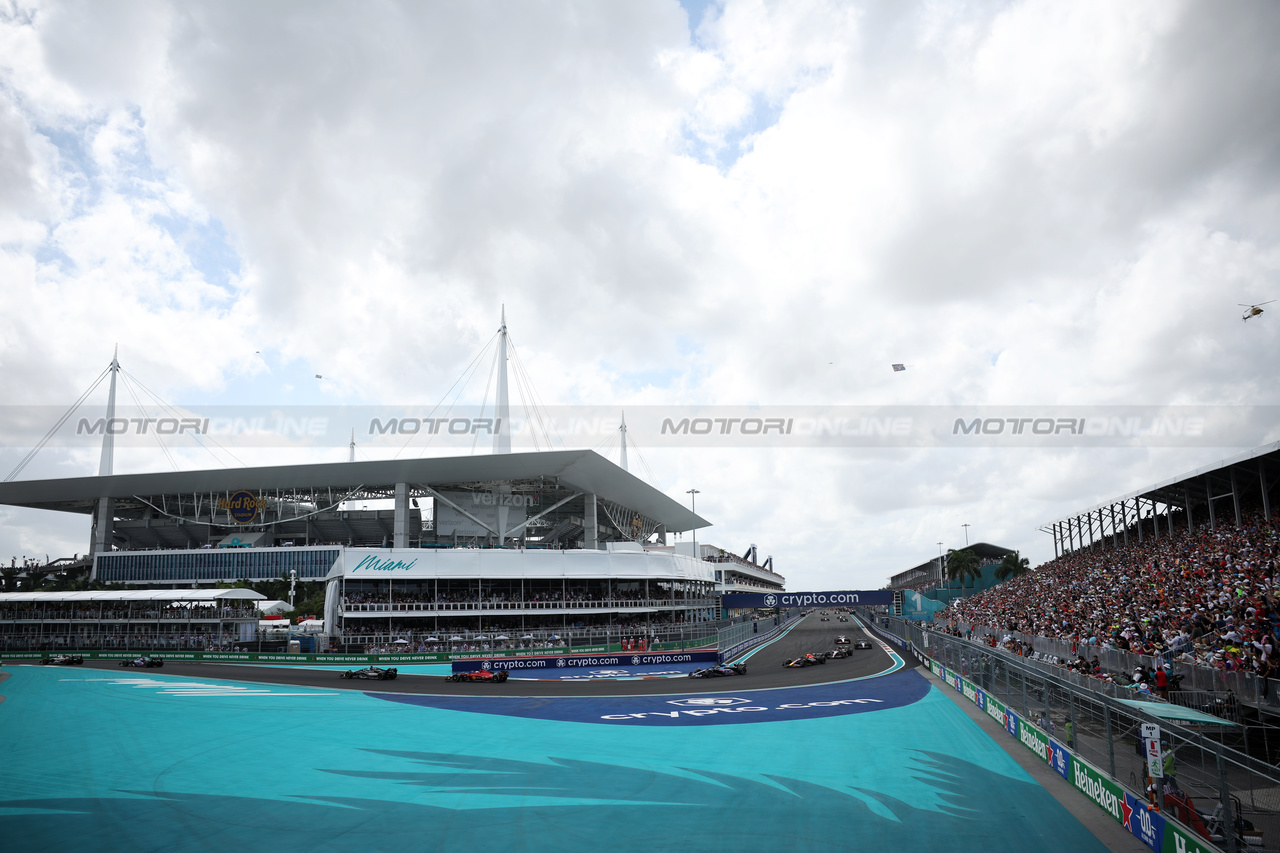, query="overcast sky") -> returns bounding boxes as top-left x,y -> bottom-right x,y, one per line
2,0 -> 1278,590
